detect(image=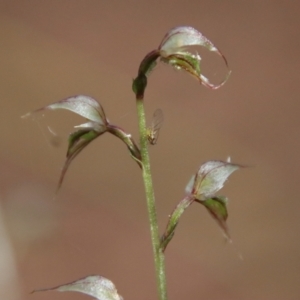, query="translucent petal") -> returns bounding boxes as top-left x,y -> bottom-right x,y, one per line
194,160 -> 241,199
24,95 -> 107,126
32,275 -> 123,300
159,26 -> 221,59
